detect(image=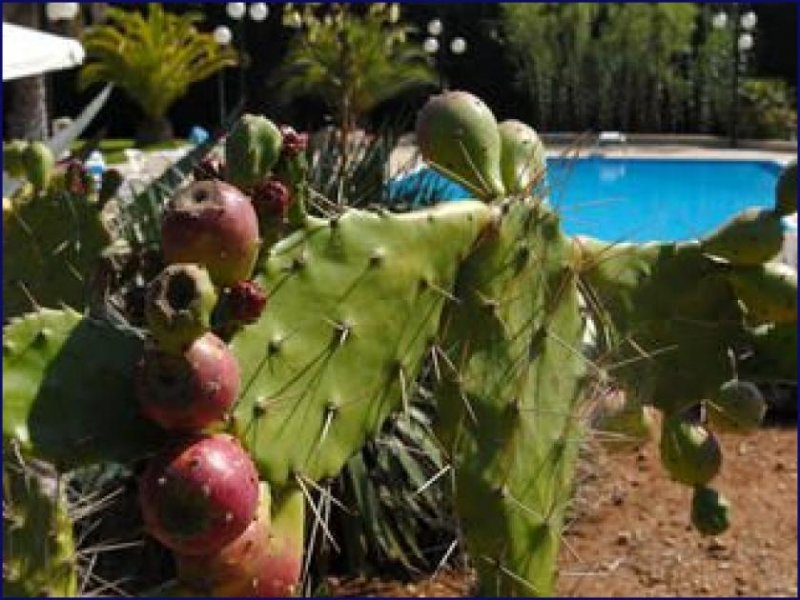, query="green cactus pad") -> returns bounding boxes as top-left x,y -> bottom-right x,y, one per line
726,261 -> 797,324
3,187 -> 112,322
225,114 -> 283,190
580,239 -> 747,415
2,308 -> 165,468
659,416 -> 721,486
775,161 -> 797,217
416,90 -> 506,200
2,447 -> 77,597
705,379 -> 766,434
498,120 -> 546,195
434,199 -> 586,596
700,207 -> 783,266
691,485 -> 731,536
230,201 -> 492,486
